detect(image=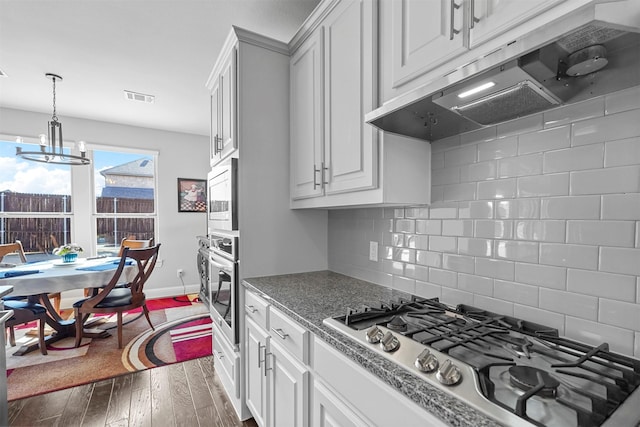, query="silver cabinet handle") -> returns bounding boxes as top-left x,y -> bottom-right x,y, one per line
245,304 -> 257,314
271,327 -> 289,340
313,164 -> 320,189
213,134 -> 221,155
449,0 -> 461,40
321,162 -> 329,185
264,351 -> 273,375
470,0 -> 480,29
258,342 -> 264,368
